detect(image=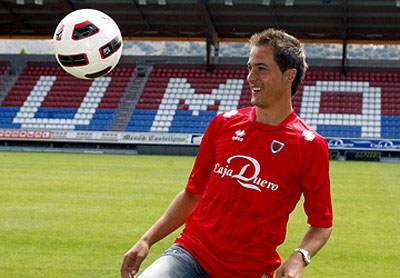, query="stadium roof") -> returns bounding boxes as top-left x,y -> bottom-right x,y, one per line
1,0 -> 400,45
